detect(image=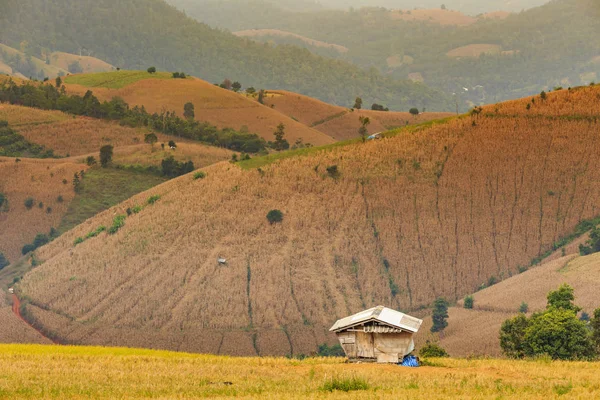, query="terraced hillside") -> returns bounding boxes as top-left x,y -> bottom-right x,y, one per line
64,71 -> 337,146
9,85 -> 600,356
258,90 -> 453,141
